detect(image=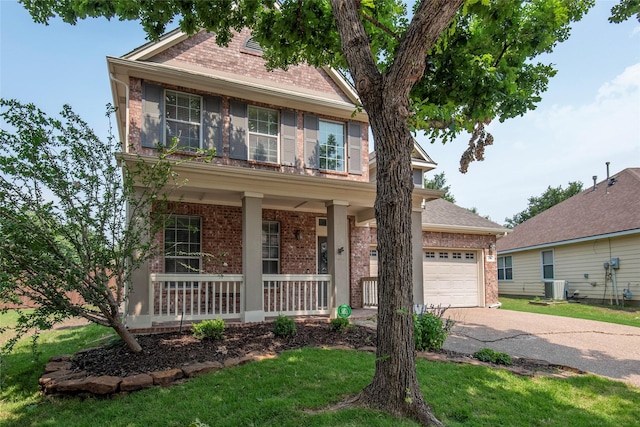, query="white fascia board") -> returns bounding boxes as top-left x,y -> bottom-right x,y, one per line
498,228 -> 640,255
423,223 -> 511,236
124,29 -> 188,61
